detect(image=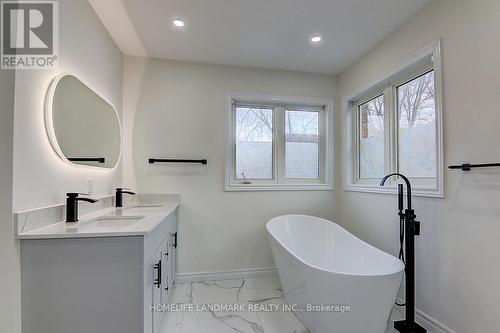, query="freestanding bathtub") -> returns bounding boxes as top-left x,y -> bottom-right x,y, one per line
267,215 -> 404,333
